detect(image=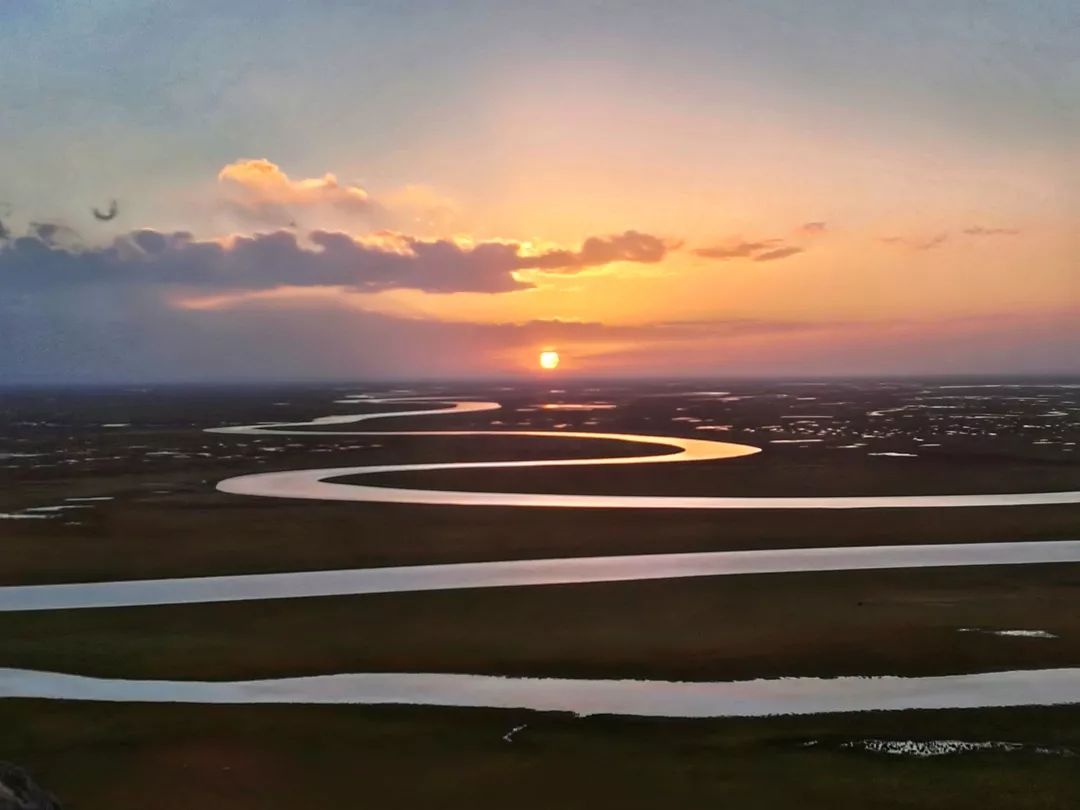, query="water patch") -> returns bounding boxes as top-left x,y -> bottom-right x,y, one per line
3,541 -> 1079,613
211,398 -> 1080,510
539,403 -> 616,411
502,724 -> 528,742
838,739 -> 1075,758
23,505 -> 91,513
958,628 -> 1058,639
3,667 -> 1079,718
